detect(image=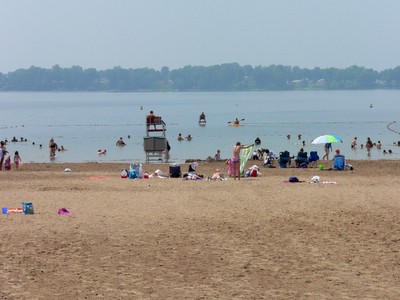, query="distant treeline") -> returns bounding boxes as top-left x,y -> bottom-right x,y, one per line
1,63 -> 400,91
